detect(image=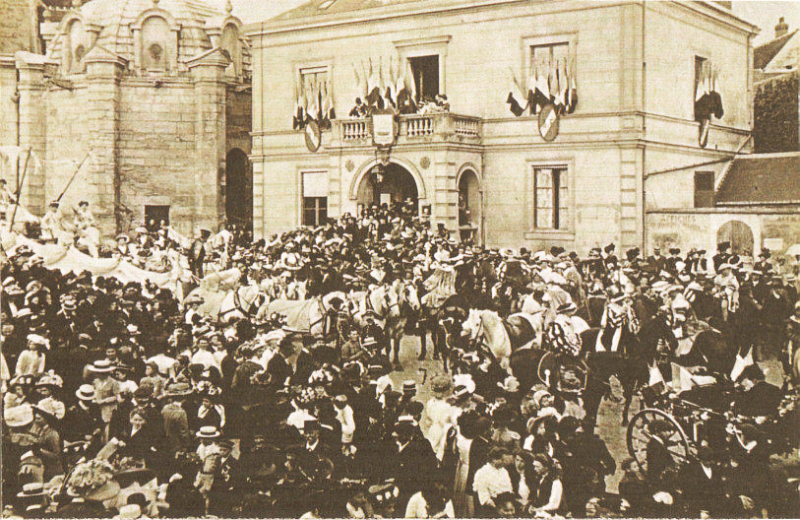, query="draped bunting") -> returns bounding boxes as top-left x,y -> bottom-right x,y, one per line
351,56 -> 417,116
293,74 -> 336,130
694,60 -> 724,121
